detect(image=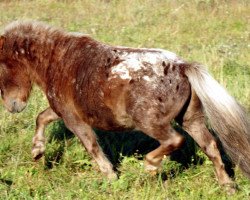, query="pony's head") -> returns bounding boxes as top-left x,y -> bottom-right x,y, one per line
0,35 -> 32,113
